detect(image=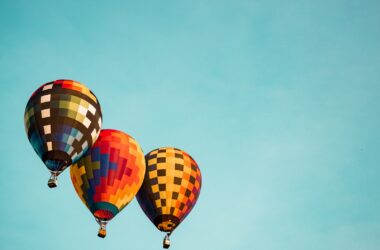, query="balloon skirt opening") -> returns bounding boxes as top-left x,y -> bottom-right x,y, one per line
94,209 -> 114,220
